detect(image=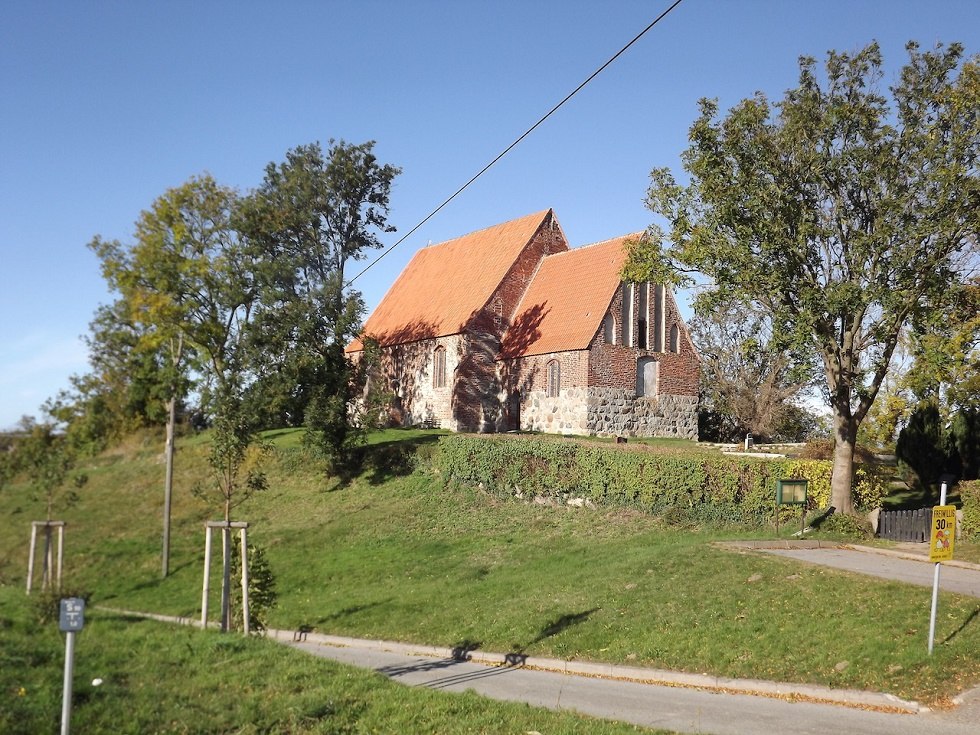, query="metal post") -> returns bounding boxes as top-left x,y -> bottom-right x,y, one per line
928,481 -> 949,655
61,631 -> 75,735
